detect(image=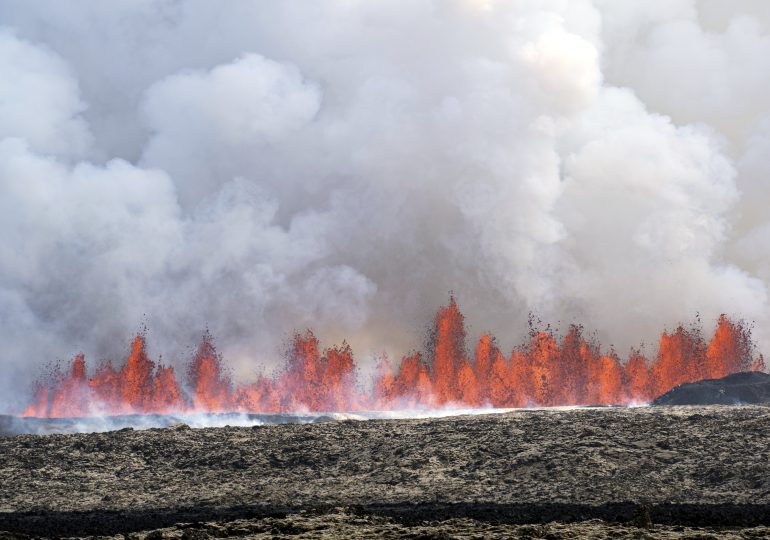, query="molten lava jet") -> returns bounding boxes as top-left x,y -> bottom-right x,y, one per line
21,297 -> 765,417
